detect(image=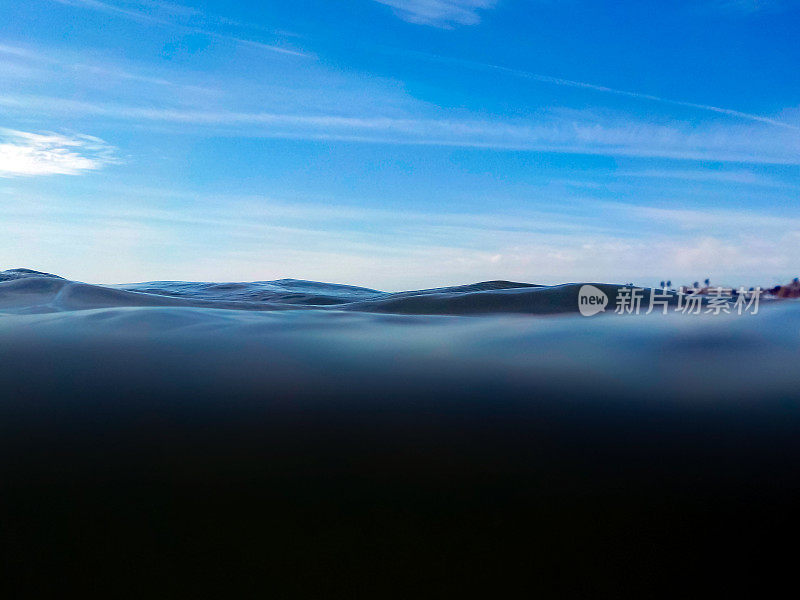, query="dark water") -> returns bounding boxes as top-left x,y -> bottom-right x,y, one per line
2,269 -> 799,594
